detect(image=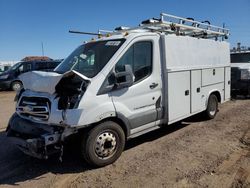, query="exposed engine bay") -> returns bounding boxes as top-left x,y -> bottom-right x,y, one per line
55,71 -> 89,110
